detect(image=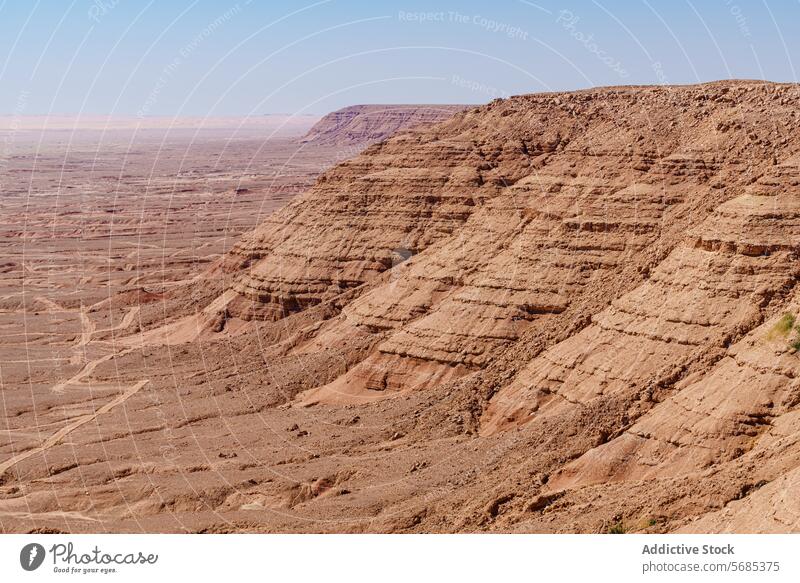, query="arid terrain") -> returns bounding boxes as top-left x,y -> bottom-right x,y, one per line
2,84 -> 800,534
